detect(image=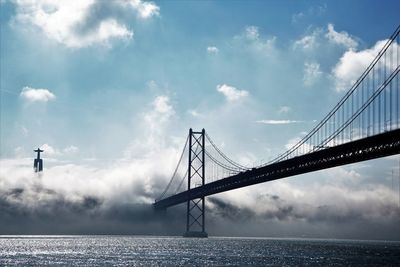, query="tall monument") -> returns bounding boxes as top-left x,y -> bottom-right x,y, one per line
34,148 -> 44,172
